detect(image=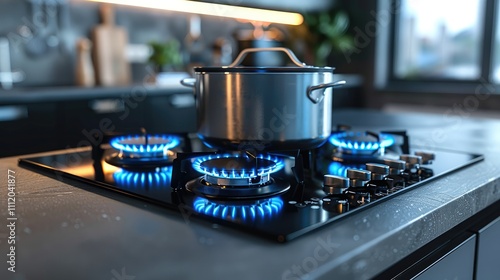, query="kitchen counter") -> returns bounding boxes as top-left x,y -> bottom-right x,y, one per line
0,83 -> 190,105
0,109 -> 499,279
0,74 -> 362,105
